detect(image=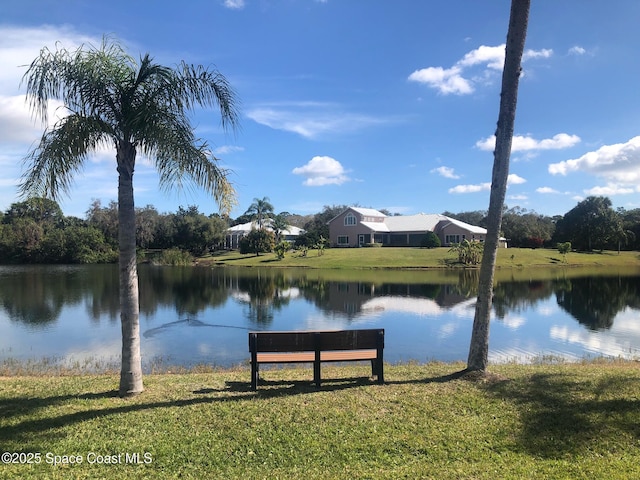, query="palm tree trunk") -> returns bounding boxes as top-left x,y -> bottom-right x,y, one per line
117,141 -> 144,396
467,0 -> 530,372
